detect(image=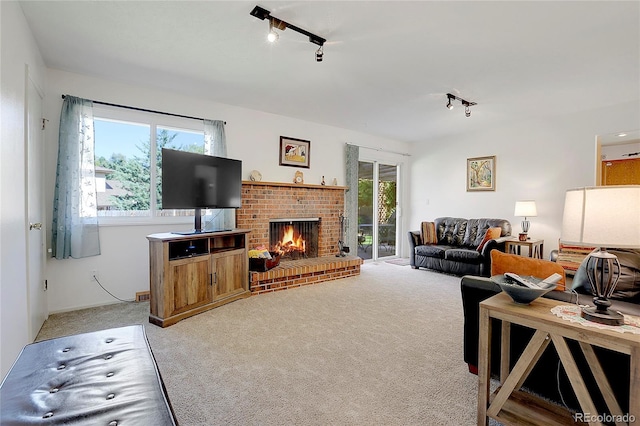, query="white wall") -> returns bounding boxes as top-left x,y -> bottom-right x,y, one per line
407,101 -> 640,259
601,140 -> 640,161
44,69 -> 409,313
1,1 -> 47,378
